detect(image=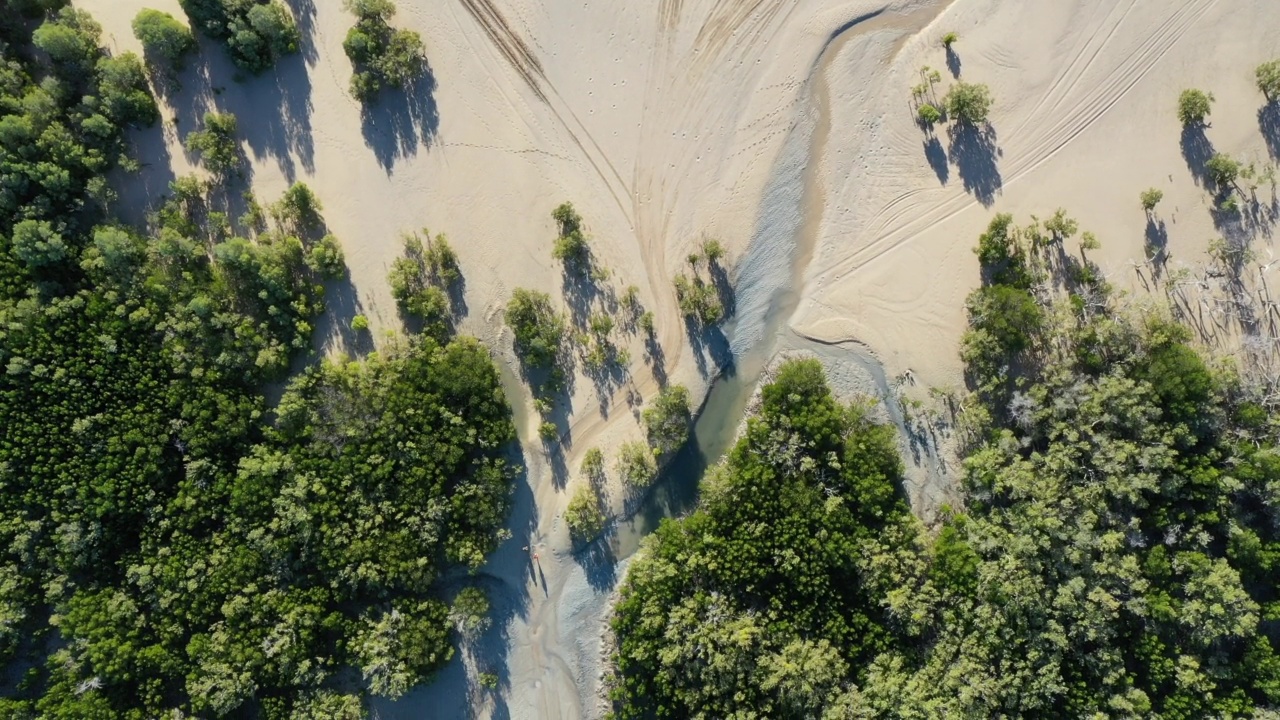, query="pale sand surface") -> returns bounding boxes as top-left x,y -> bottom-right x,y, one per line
76,0 -> 1280,717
